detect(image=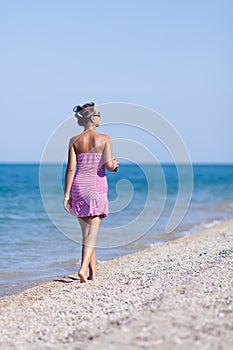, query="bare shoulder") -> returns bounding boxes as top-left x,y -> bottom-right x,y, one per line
98,133 -> 111,141
69,134 -> 81,146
